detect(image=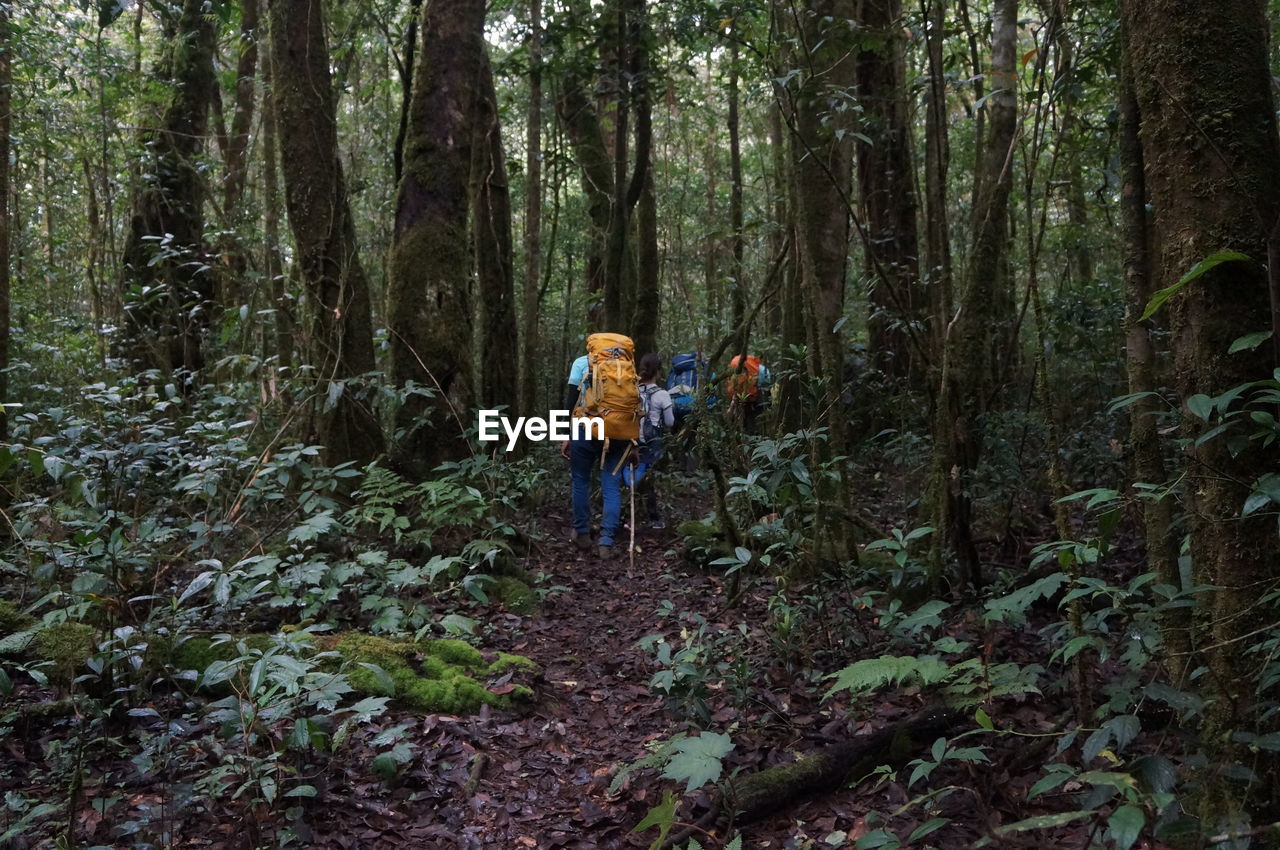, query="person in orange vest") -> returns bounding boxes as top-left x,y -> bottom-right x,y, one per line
725,354 -> 772,434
